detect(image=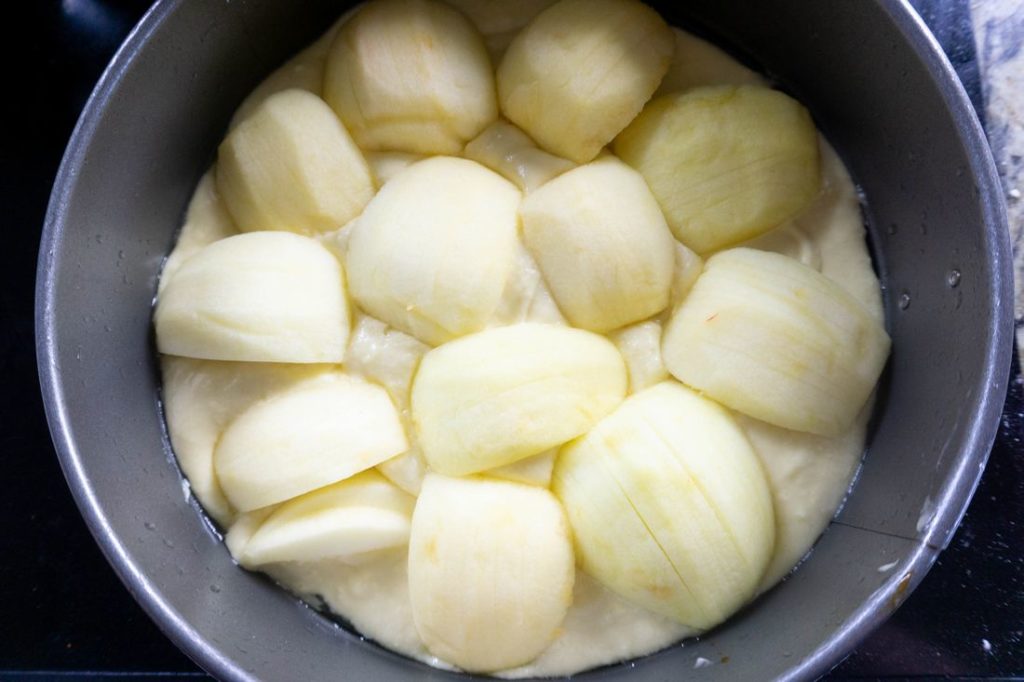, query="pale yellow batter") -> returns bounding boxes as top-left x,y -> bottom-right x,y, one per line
158,16 -> 883,678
